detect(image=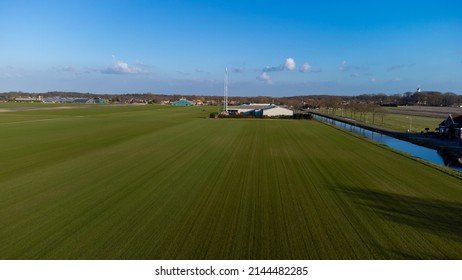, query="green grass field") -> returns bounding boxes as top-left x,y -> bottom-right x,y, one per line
329,108 -> 442,132
1,105 -> 462,259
